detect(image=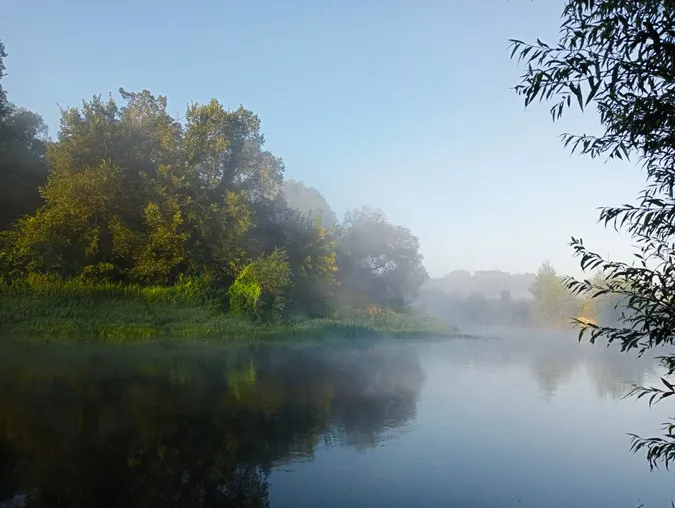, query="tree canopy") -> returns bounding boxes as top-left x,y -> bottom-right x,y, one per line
281,179 -> 338,228
529,261 -> 580,327
0,40 -> 428,319
0,43 -> 49,230
337,207 -> 429,309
